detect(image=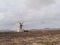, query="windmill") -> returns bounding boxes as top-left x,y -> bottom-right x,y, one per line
17,15 -> 24,32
